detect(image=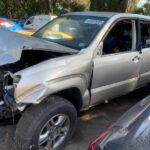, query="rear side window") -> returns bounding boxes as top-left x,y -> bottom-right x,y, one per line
140,21 -> 150,48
